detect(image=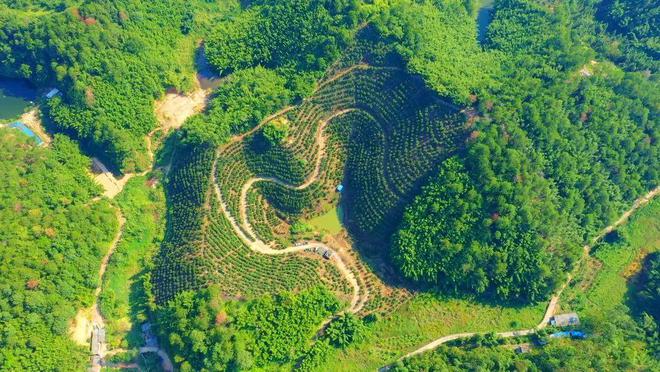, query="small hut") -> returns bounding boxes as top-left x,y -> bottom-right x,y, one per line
45,88 -> 60,99
515,344 -> 530,354
550,312 -> 580,327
